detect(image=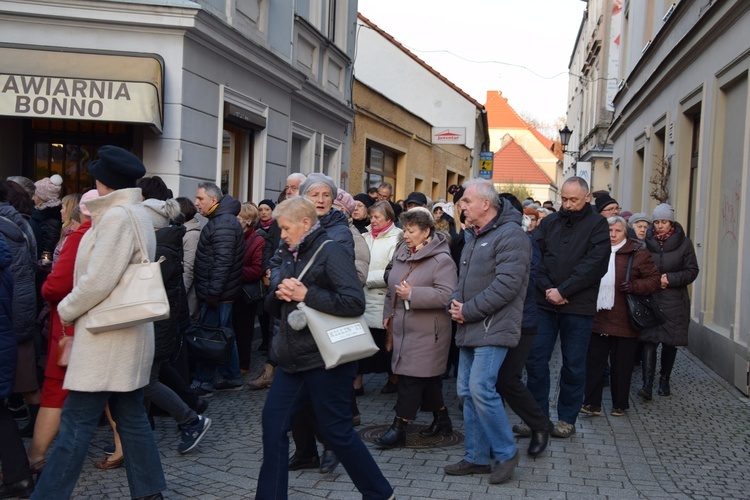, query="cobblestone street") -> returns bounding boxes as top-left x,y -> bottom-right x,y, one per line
50,339 -> 750,499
